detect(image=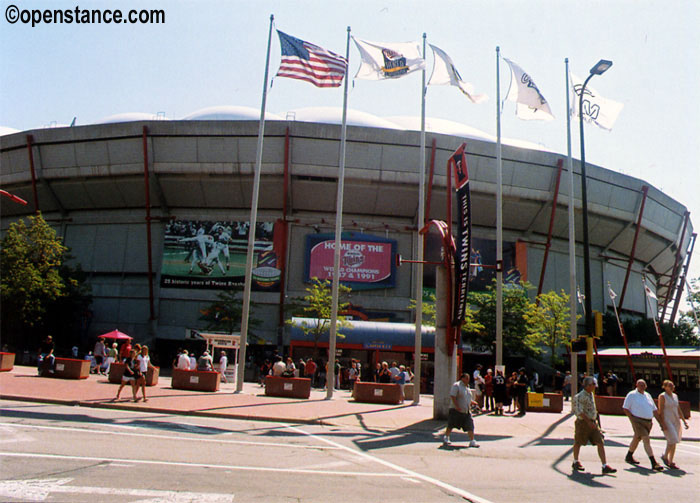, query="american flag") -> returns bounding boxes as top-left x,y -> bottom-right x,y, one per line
276,30 -> 347,88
